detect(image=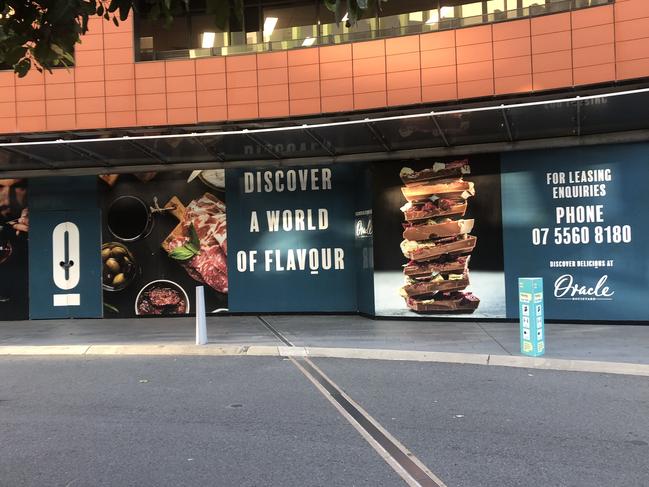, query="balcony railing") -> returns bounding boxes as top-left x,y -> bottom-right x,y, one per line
137,0 -> 613,62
